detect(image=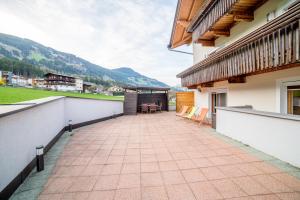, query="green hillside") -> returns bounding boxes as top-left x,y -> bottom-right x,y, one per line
0,87 -> 123,104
